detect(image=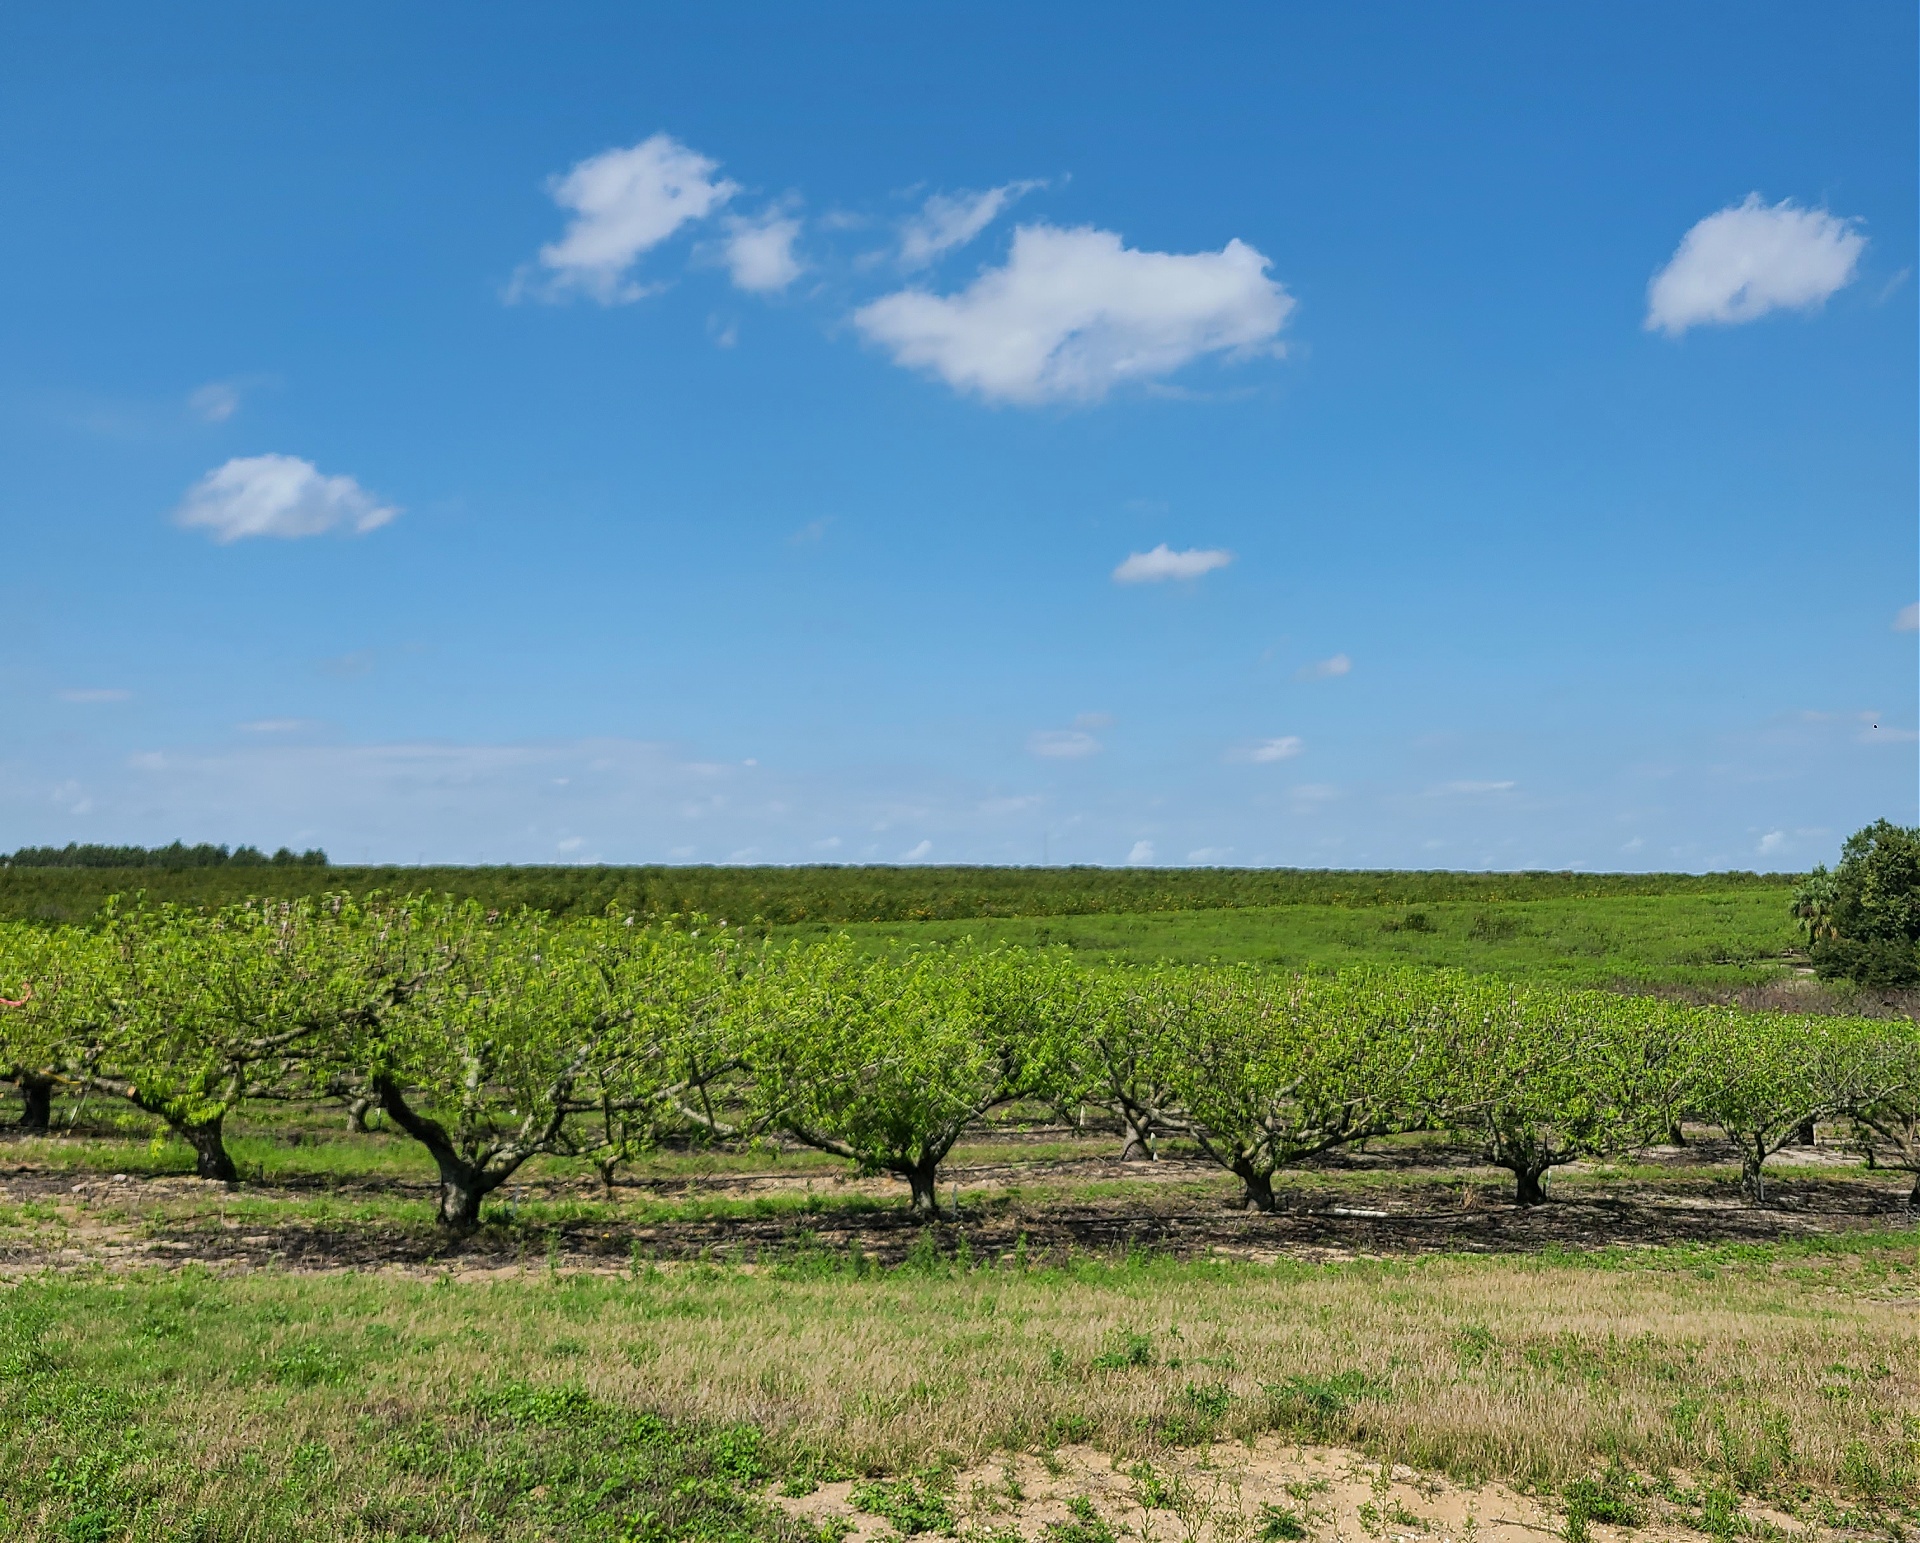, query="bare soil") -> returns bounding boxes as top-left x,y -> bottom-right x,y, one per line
1,1134 -> 1911,1280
